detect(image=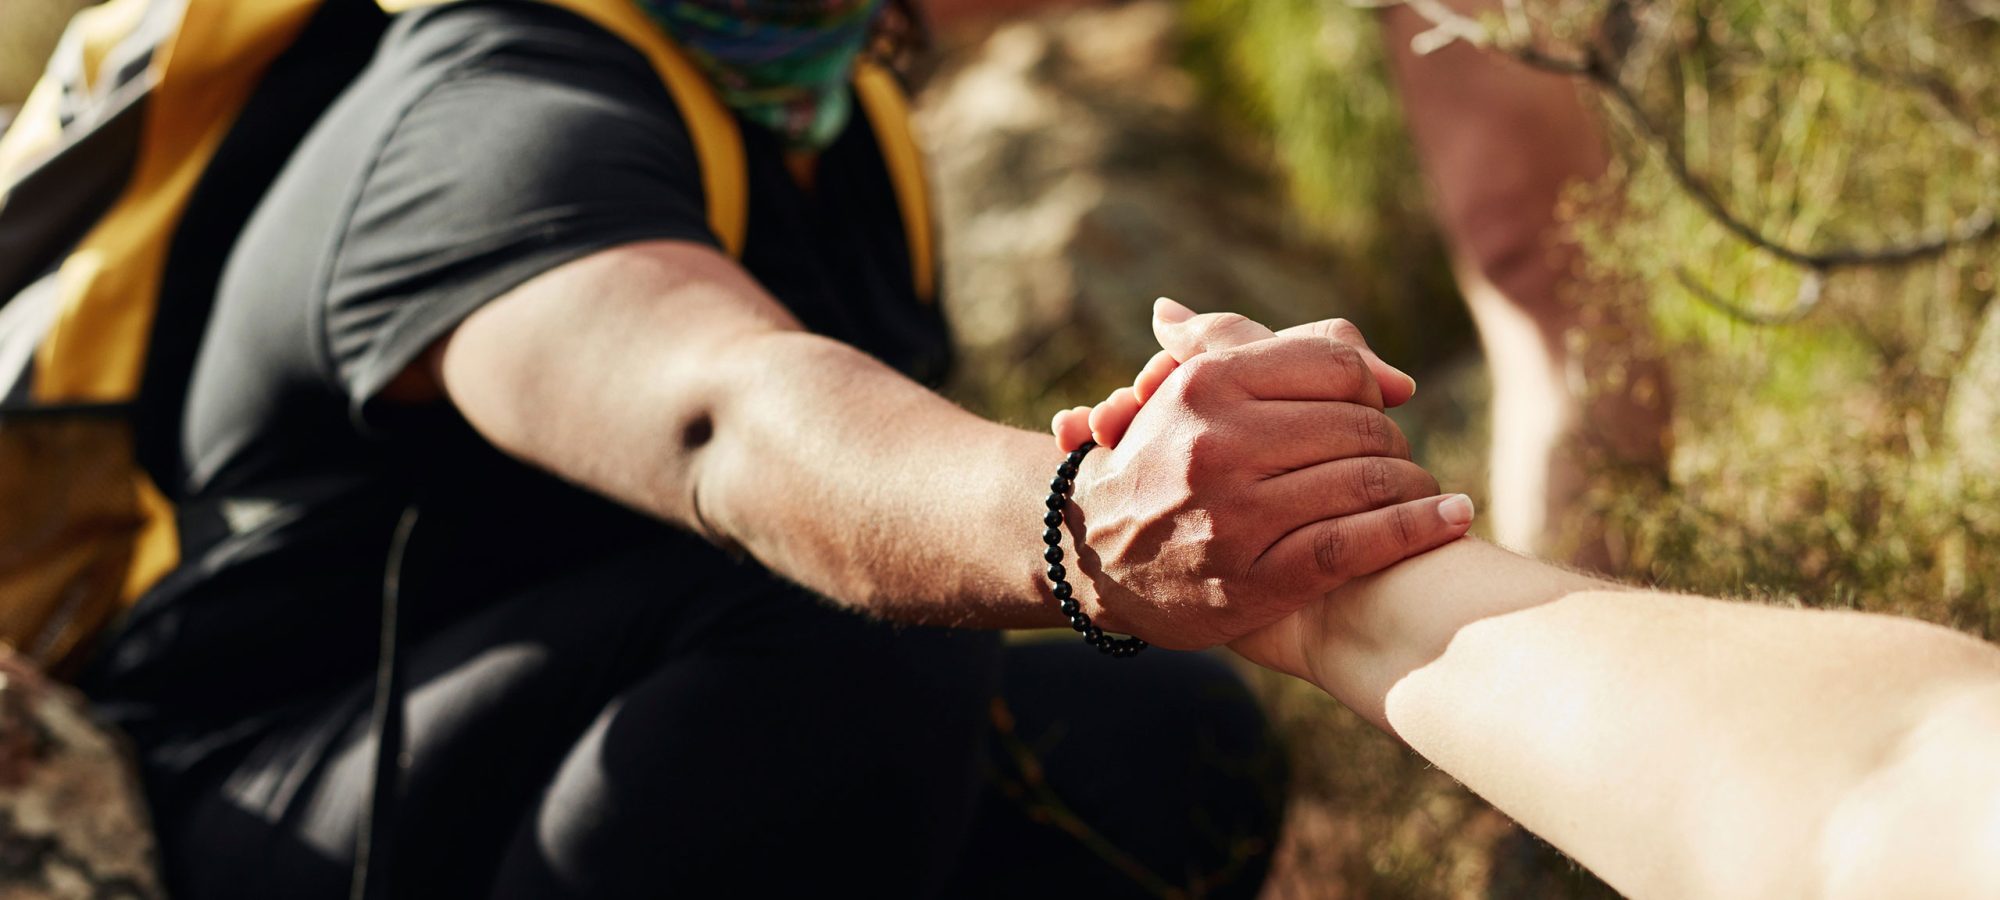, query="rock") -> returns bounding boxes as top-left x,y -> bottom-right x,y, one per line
0,649 -> 162,900
916,1 -> 1354,401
